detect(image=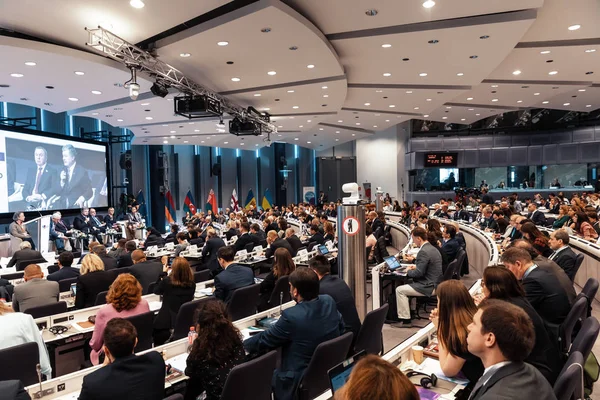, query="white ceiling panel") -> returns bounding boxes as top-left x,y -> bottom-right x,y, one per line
530,86 -> 600,112
424,104 -> 516,125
